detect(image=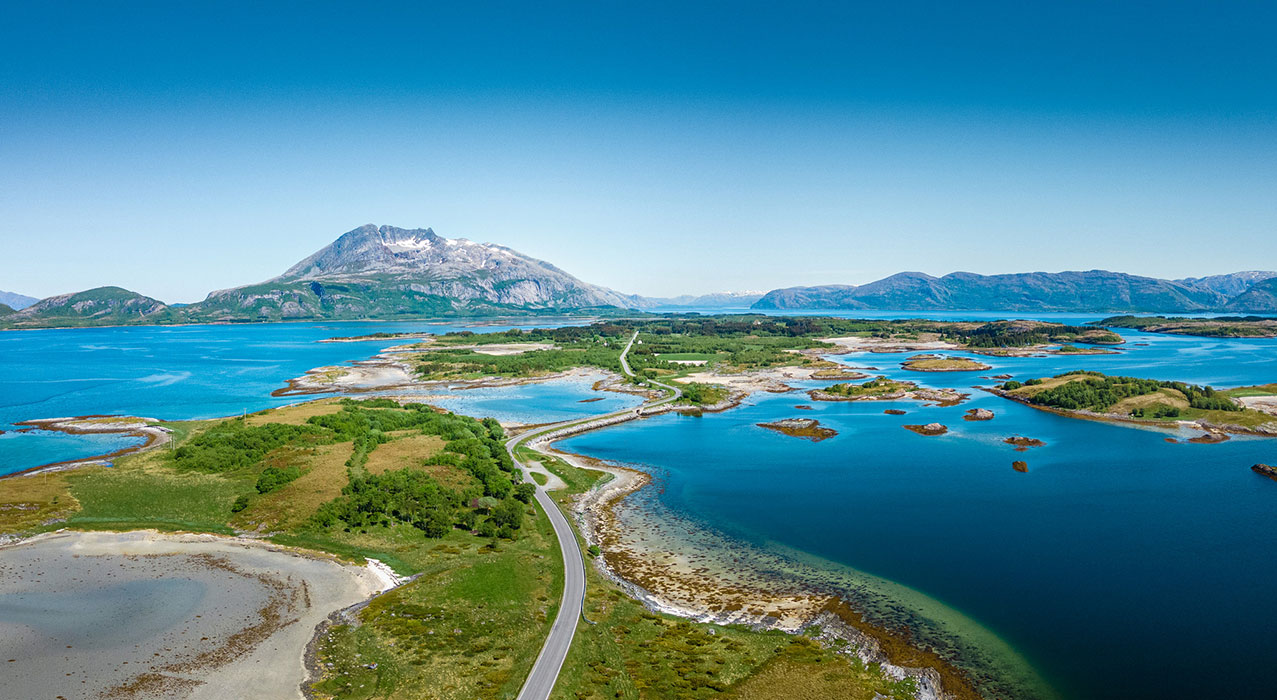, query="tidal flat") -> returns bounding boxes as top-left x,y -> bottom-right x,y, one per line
0,530 -> 388,700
